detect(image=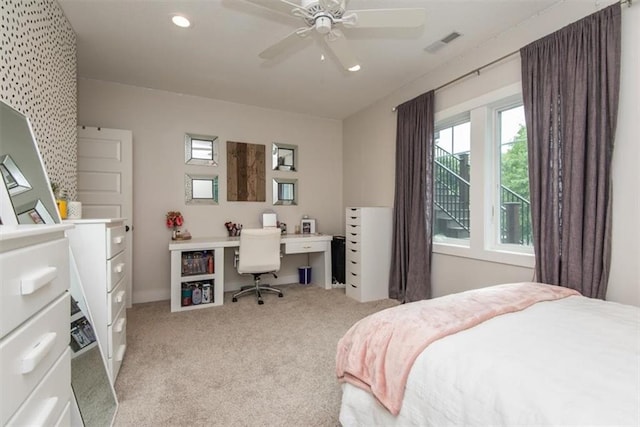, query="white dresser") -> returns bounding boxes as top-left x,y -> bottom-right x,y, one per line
345,207 -> 393,302
65,219 -> 127,385
0,224 -> 73,426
